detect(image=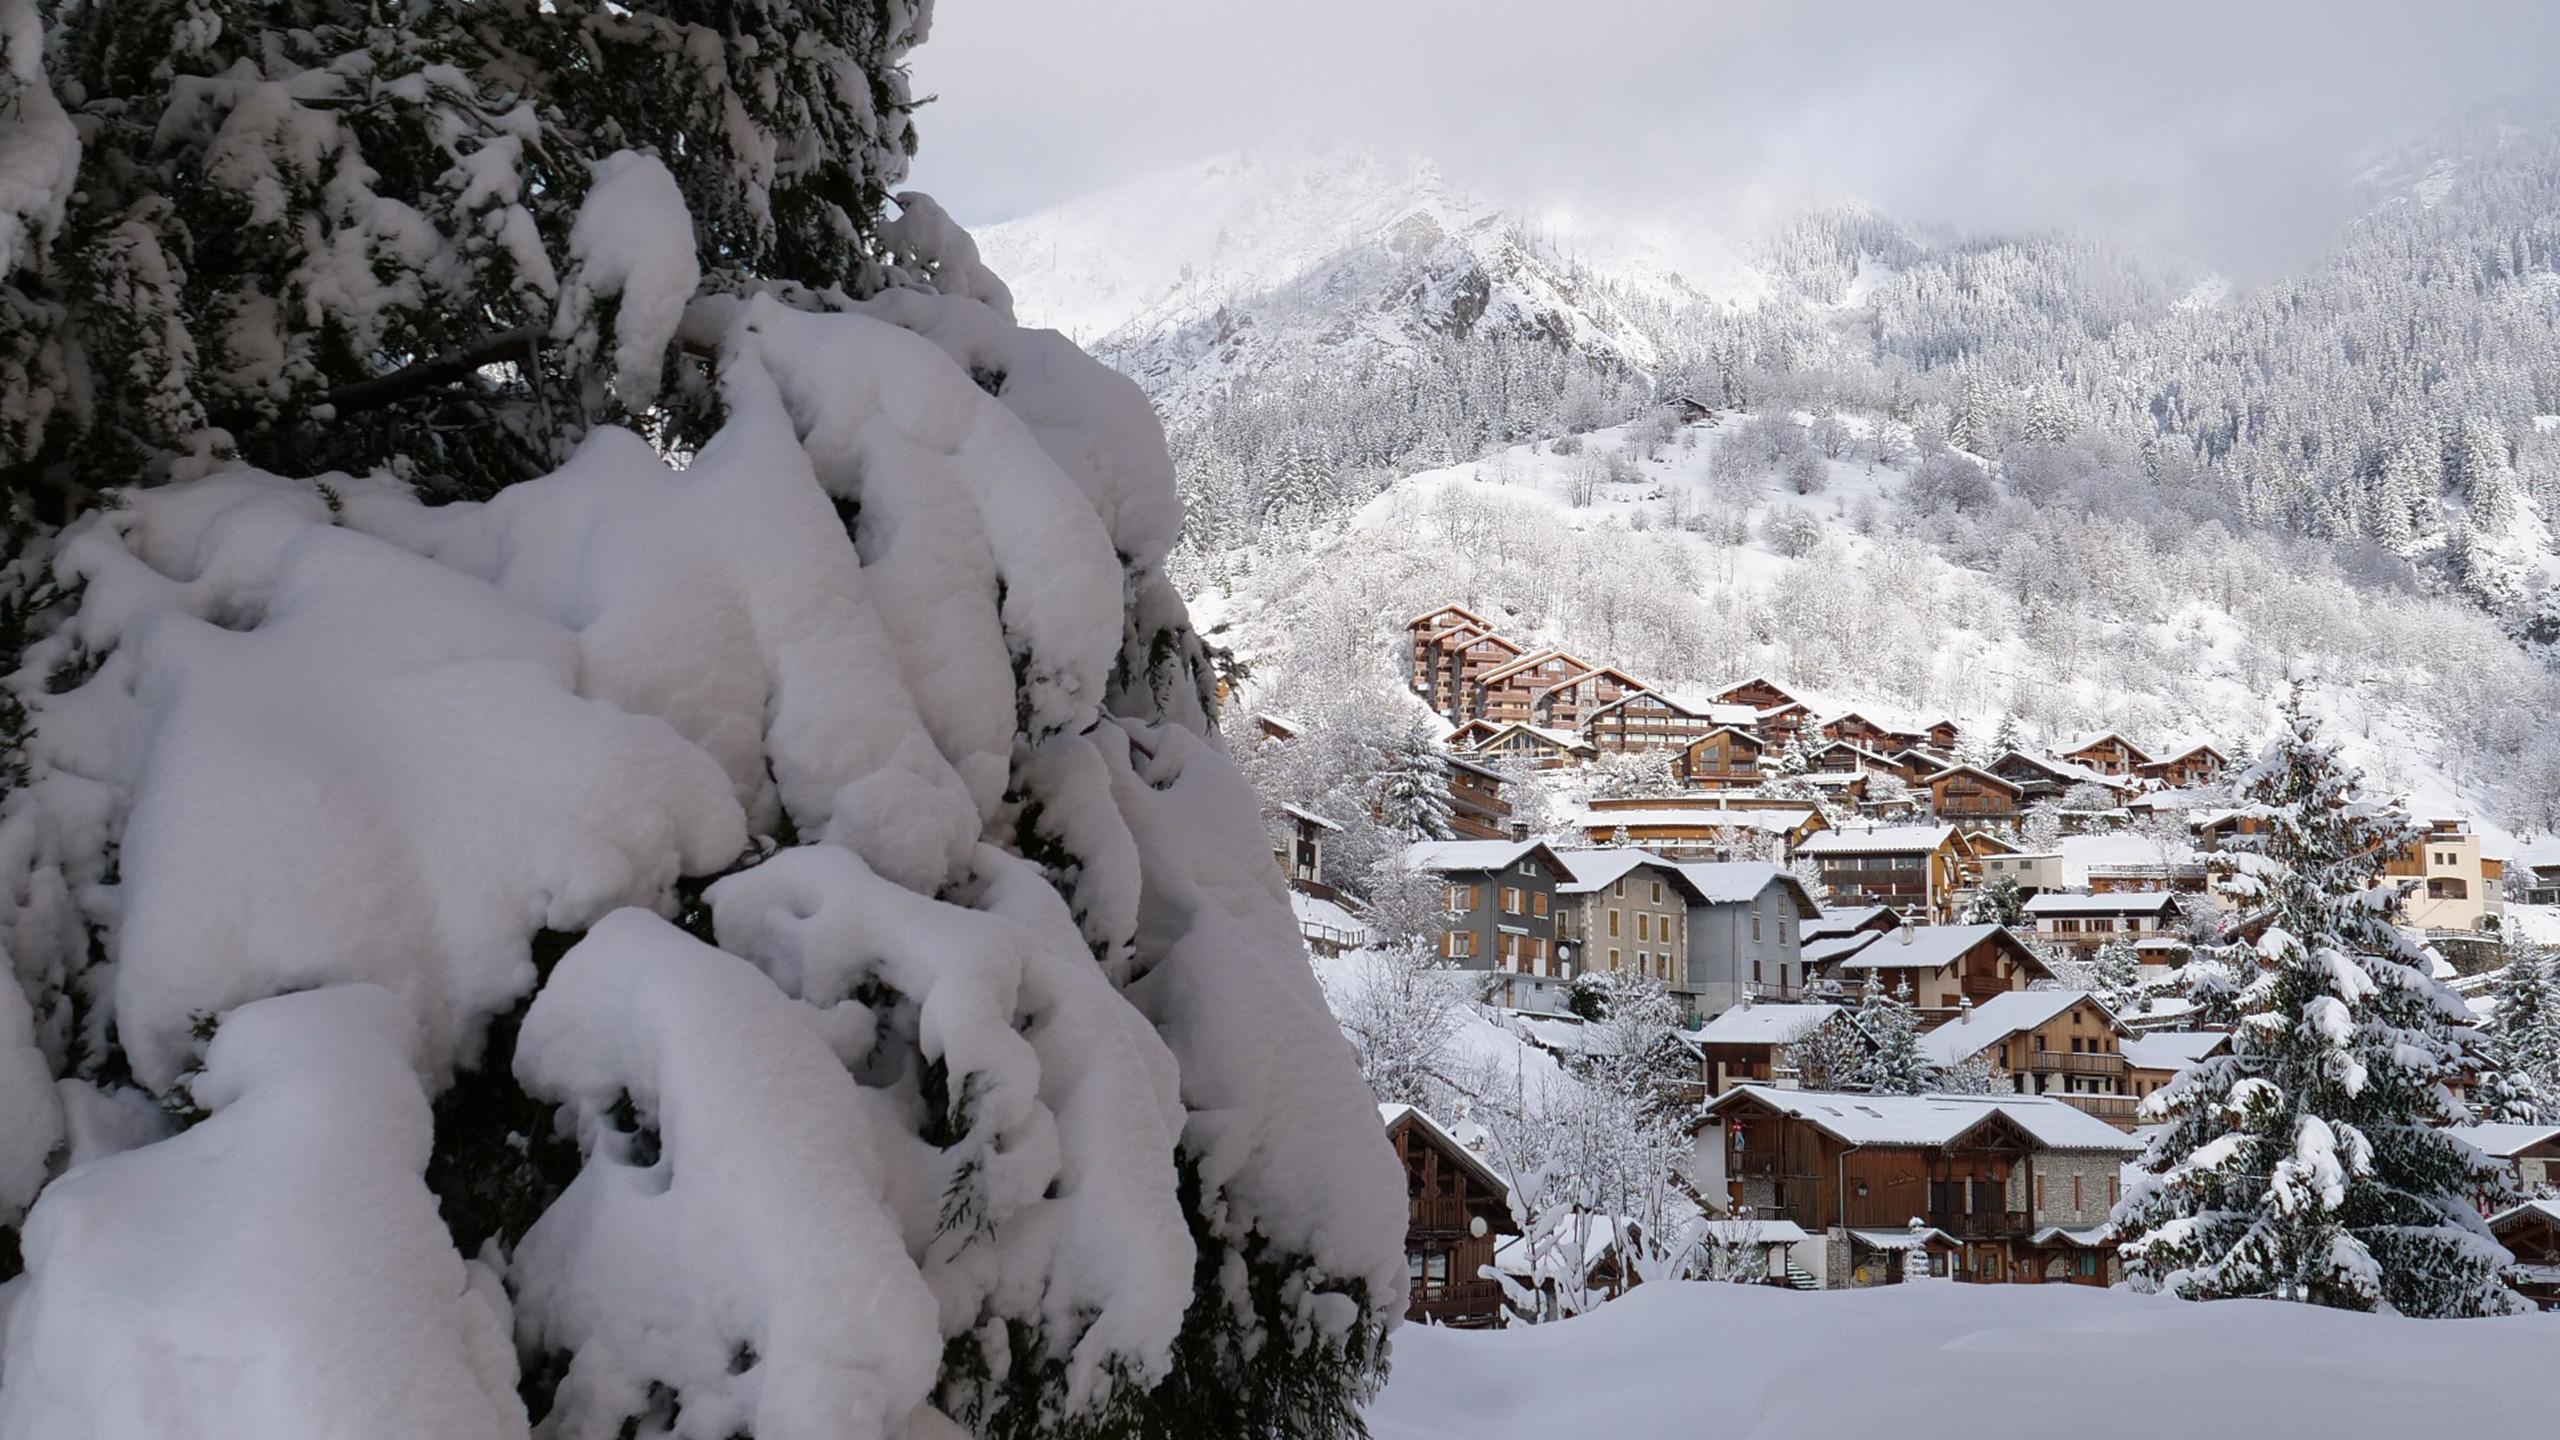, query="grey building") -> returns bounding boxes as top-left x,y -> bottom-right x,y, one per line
1406,839 -> 1568,1010
1673,862 -> 1822,1016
